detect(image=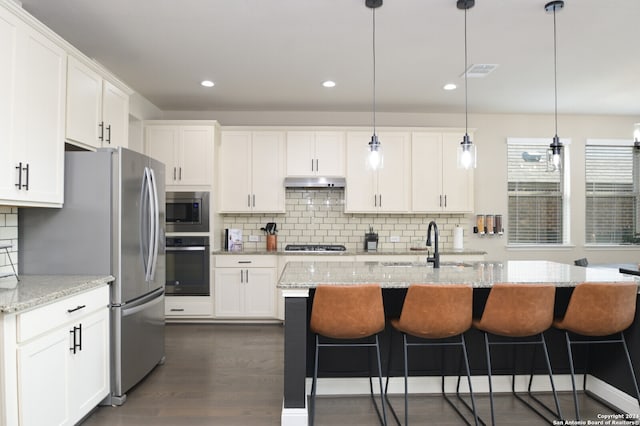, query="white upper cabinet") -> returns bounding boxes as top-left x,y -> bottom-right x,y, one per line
345,131 -> 410,213
66,55 -> 129,149
0,5 -> 66,207
144,122 -> 217,187
219,130 -> 285,213
411,131 -> 474,213
286,131 -> 345,177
